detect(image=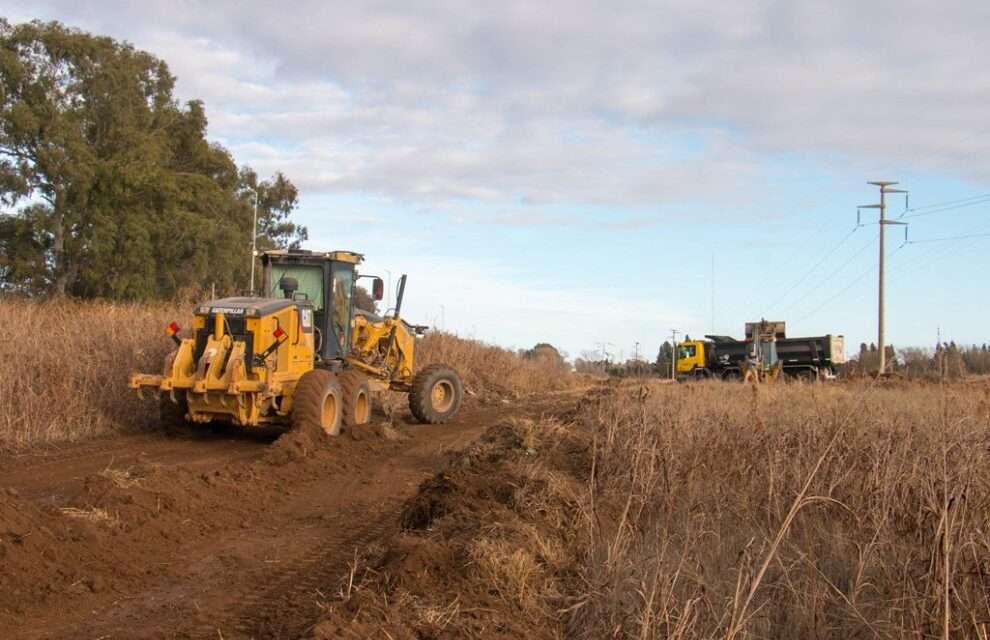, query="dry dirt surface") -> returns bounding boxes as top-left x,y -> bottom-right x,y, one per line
0,391 -> 585,639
